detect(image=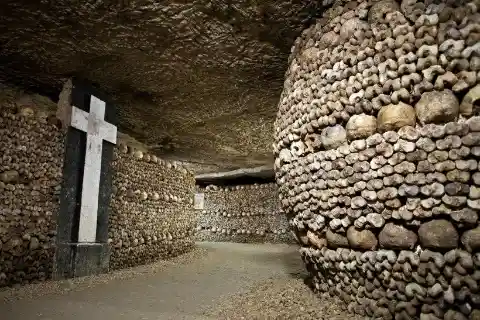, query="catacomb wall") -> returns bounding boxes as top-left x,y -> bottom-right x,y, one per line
0,86 -> 64,287
109,146 -> 196,269
195,183 -> 294,243
275,0 -> 480,319
0,84 -> 197,286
